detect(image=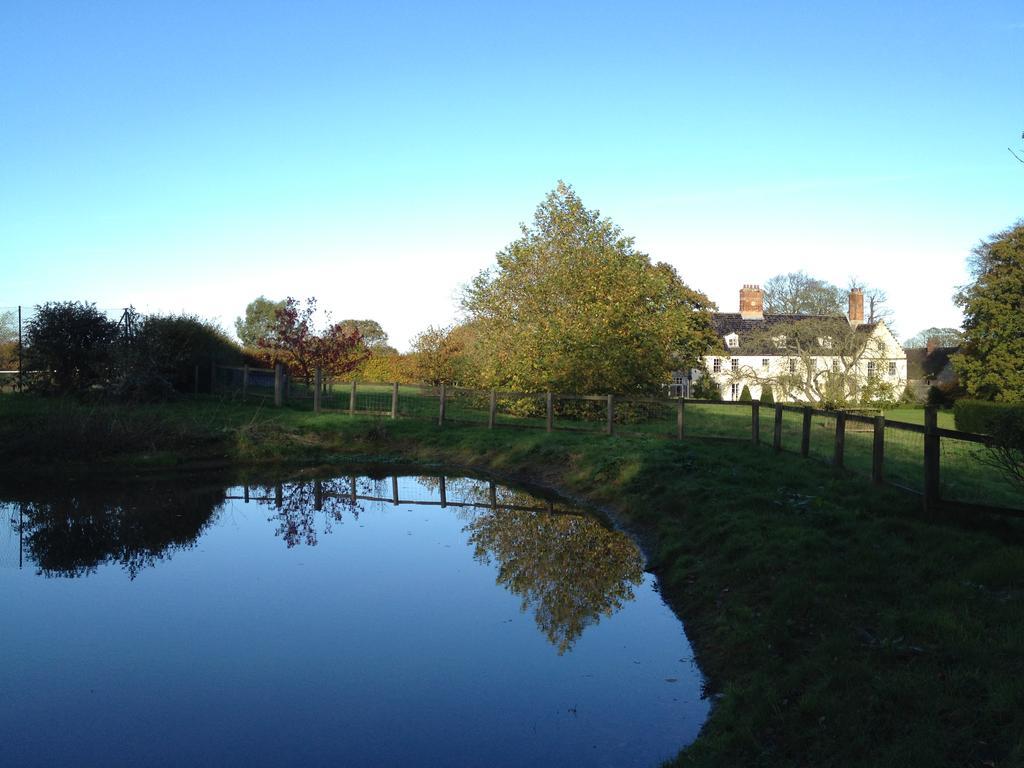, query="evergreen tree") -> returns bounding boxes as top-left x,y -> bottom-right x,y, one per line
954,221 -> 1024,401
